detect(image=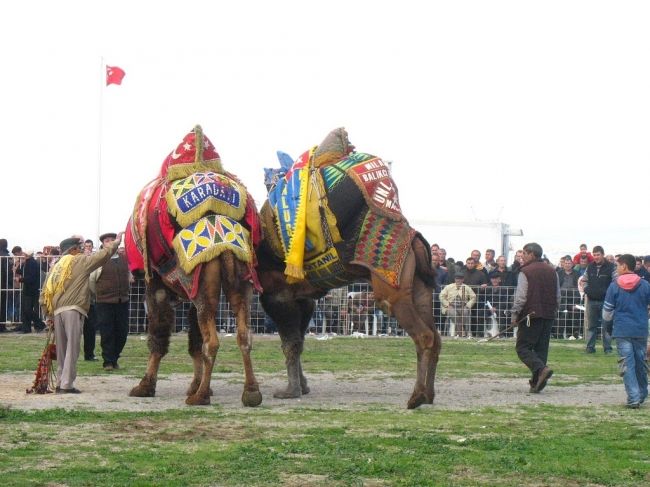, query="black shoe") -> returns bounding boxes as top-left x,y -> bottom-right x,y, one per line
112,363 -> 120,370
60,387 -> 82,394
534,367 -> 553,393
585,349 -> 596,354
17,329 -> 31,334
626,403 -> 640,409
84,356 -> 98,362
